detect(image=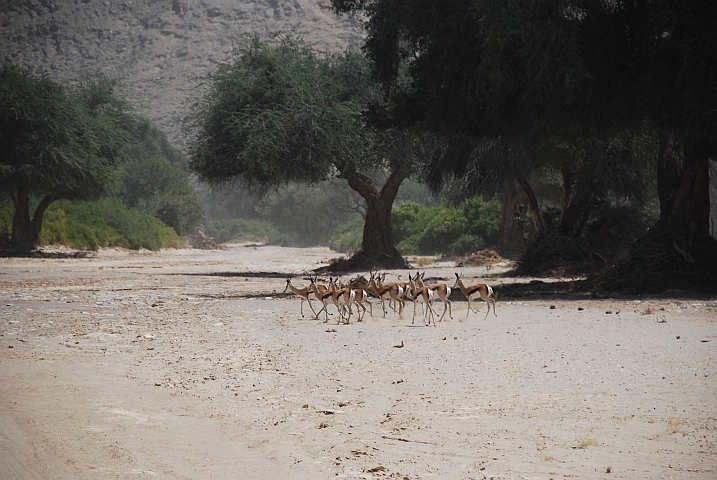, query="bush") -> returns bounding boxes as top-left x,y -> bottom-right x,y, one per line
205,218 -> 279,244
40,205 -> 122,250
0,199 -> 184,251
84,199 -> 186,250
134,192 -> 205,237
122,156 -> 204,235
328,220 -> 363,253
392,197 -> 500,256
